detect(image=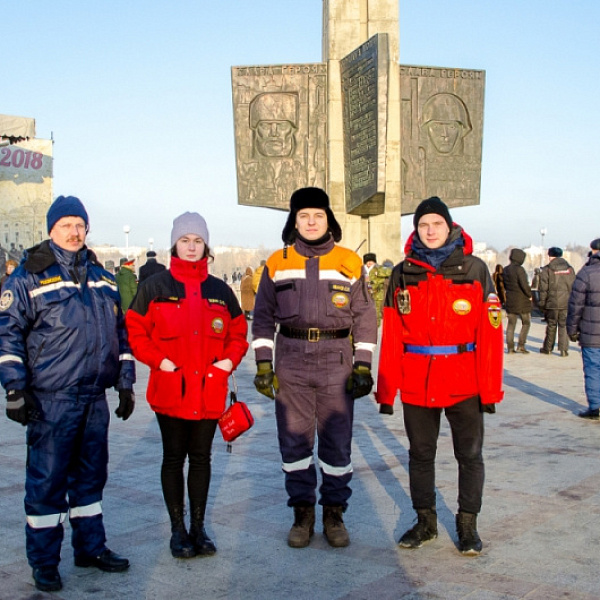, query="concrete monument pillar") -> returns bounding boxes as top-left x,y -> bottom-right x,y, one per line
323,0 -> 402,262
231,0 -> 485,265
